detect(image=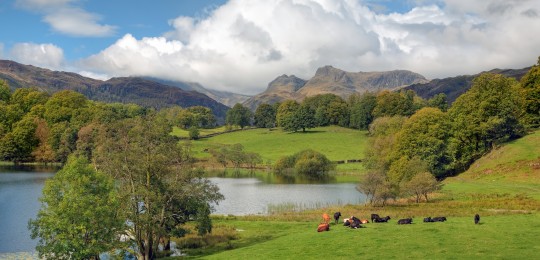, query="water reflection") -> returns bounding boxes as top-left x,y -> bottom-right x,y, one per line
207,169 -> 341,184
